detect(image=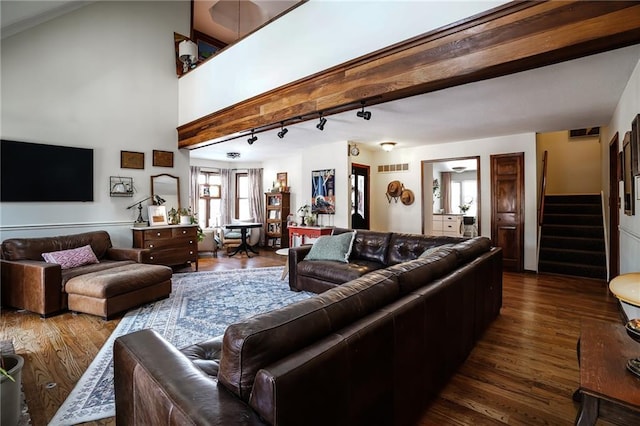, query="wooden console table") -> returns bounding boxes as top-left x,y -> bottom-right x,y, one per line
288,226 -> 333,247
132,224 -> 198,271
576,319 -> 640,425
